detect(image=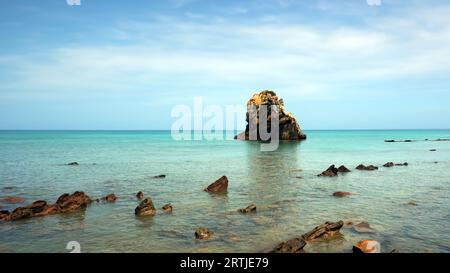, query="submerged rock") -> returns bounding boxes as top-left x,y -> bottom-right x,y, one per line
234,90 -> 306,141
430,149 -> 437,152
318,165 -> 339,177
356,164 -> 378,171
102,193 -> 117,202
195,227 -> 214,240
353,222 -> 375,233
0,196 -> 25,204
135,197 -> 156,216
271,238 -> 306,253
153,174 -> 166,179
237,204 -> 257,214
302,221 -> 344,241
136,191 -> 144,199
56,191 -> 92,213
332,191 -> 351,198
67,162 -> 79,166
162,203 -> 173,213
353,240 -> 381,253
406,201 -> 418,206
204,176 -> 228,193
